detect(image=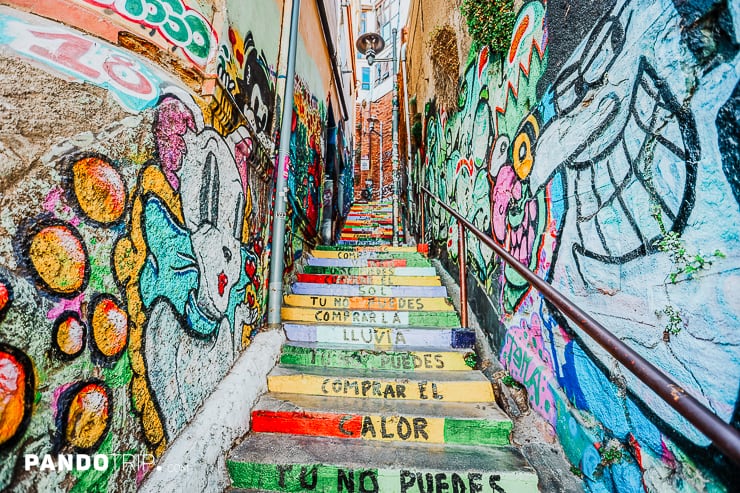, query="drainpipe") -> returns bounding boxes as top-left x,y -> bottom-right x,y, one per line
267,0 -> 301,328
401,41 -> 412,243
391,27 -> 400,246
379,121 -> 383,200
